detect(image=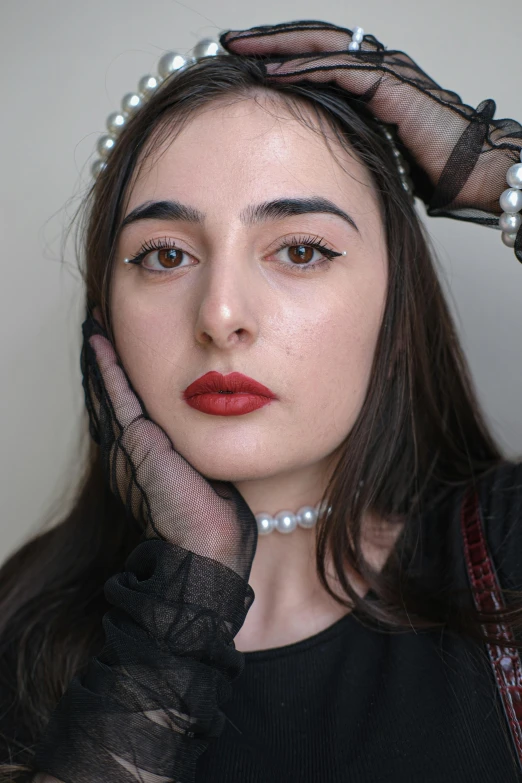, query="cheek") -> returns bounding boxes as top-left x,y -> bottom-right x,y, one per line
288,290 -> 384,444
110,284 -> 190,411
